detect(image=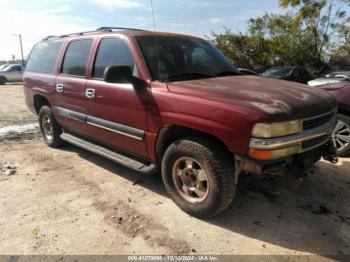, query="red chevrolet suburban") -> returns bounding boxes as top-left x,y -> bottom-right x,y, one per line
24,27 -> 338,217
